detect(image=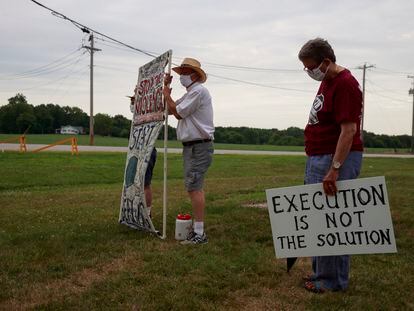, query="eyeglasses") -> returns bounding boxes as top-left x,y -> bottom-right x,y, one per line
303,61 -> 323,73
